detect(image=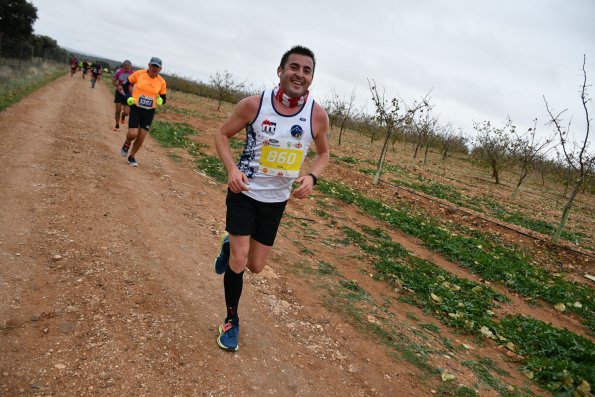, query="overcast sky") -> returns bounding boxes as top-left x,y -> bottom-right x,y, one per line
31,0 -> 594,145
